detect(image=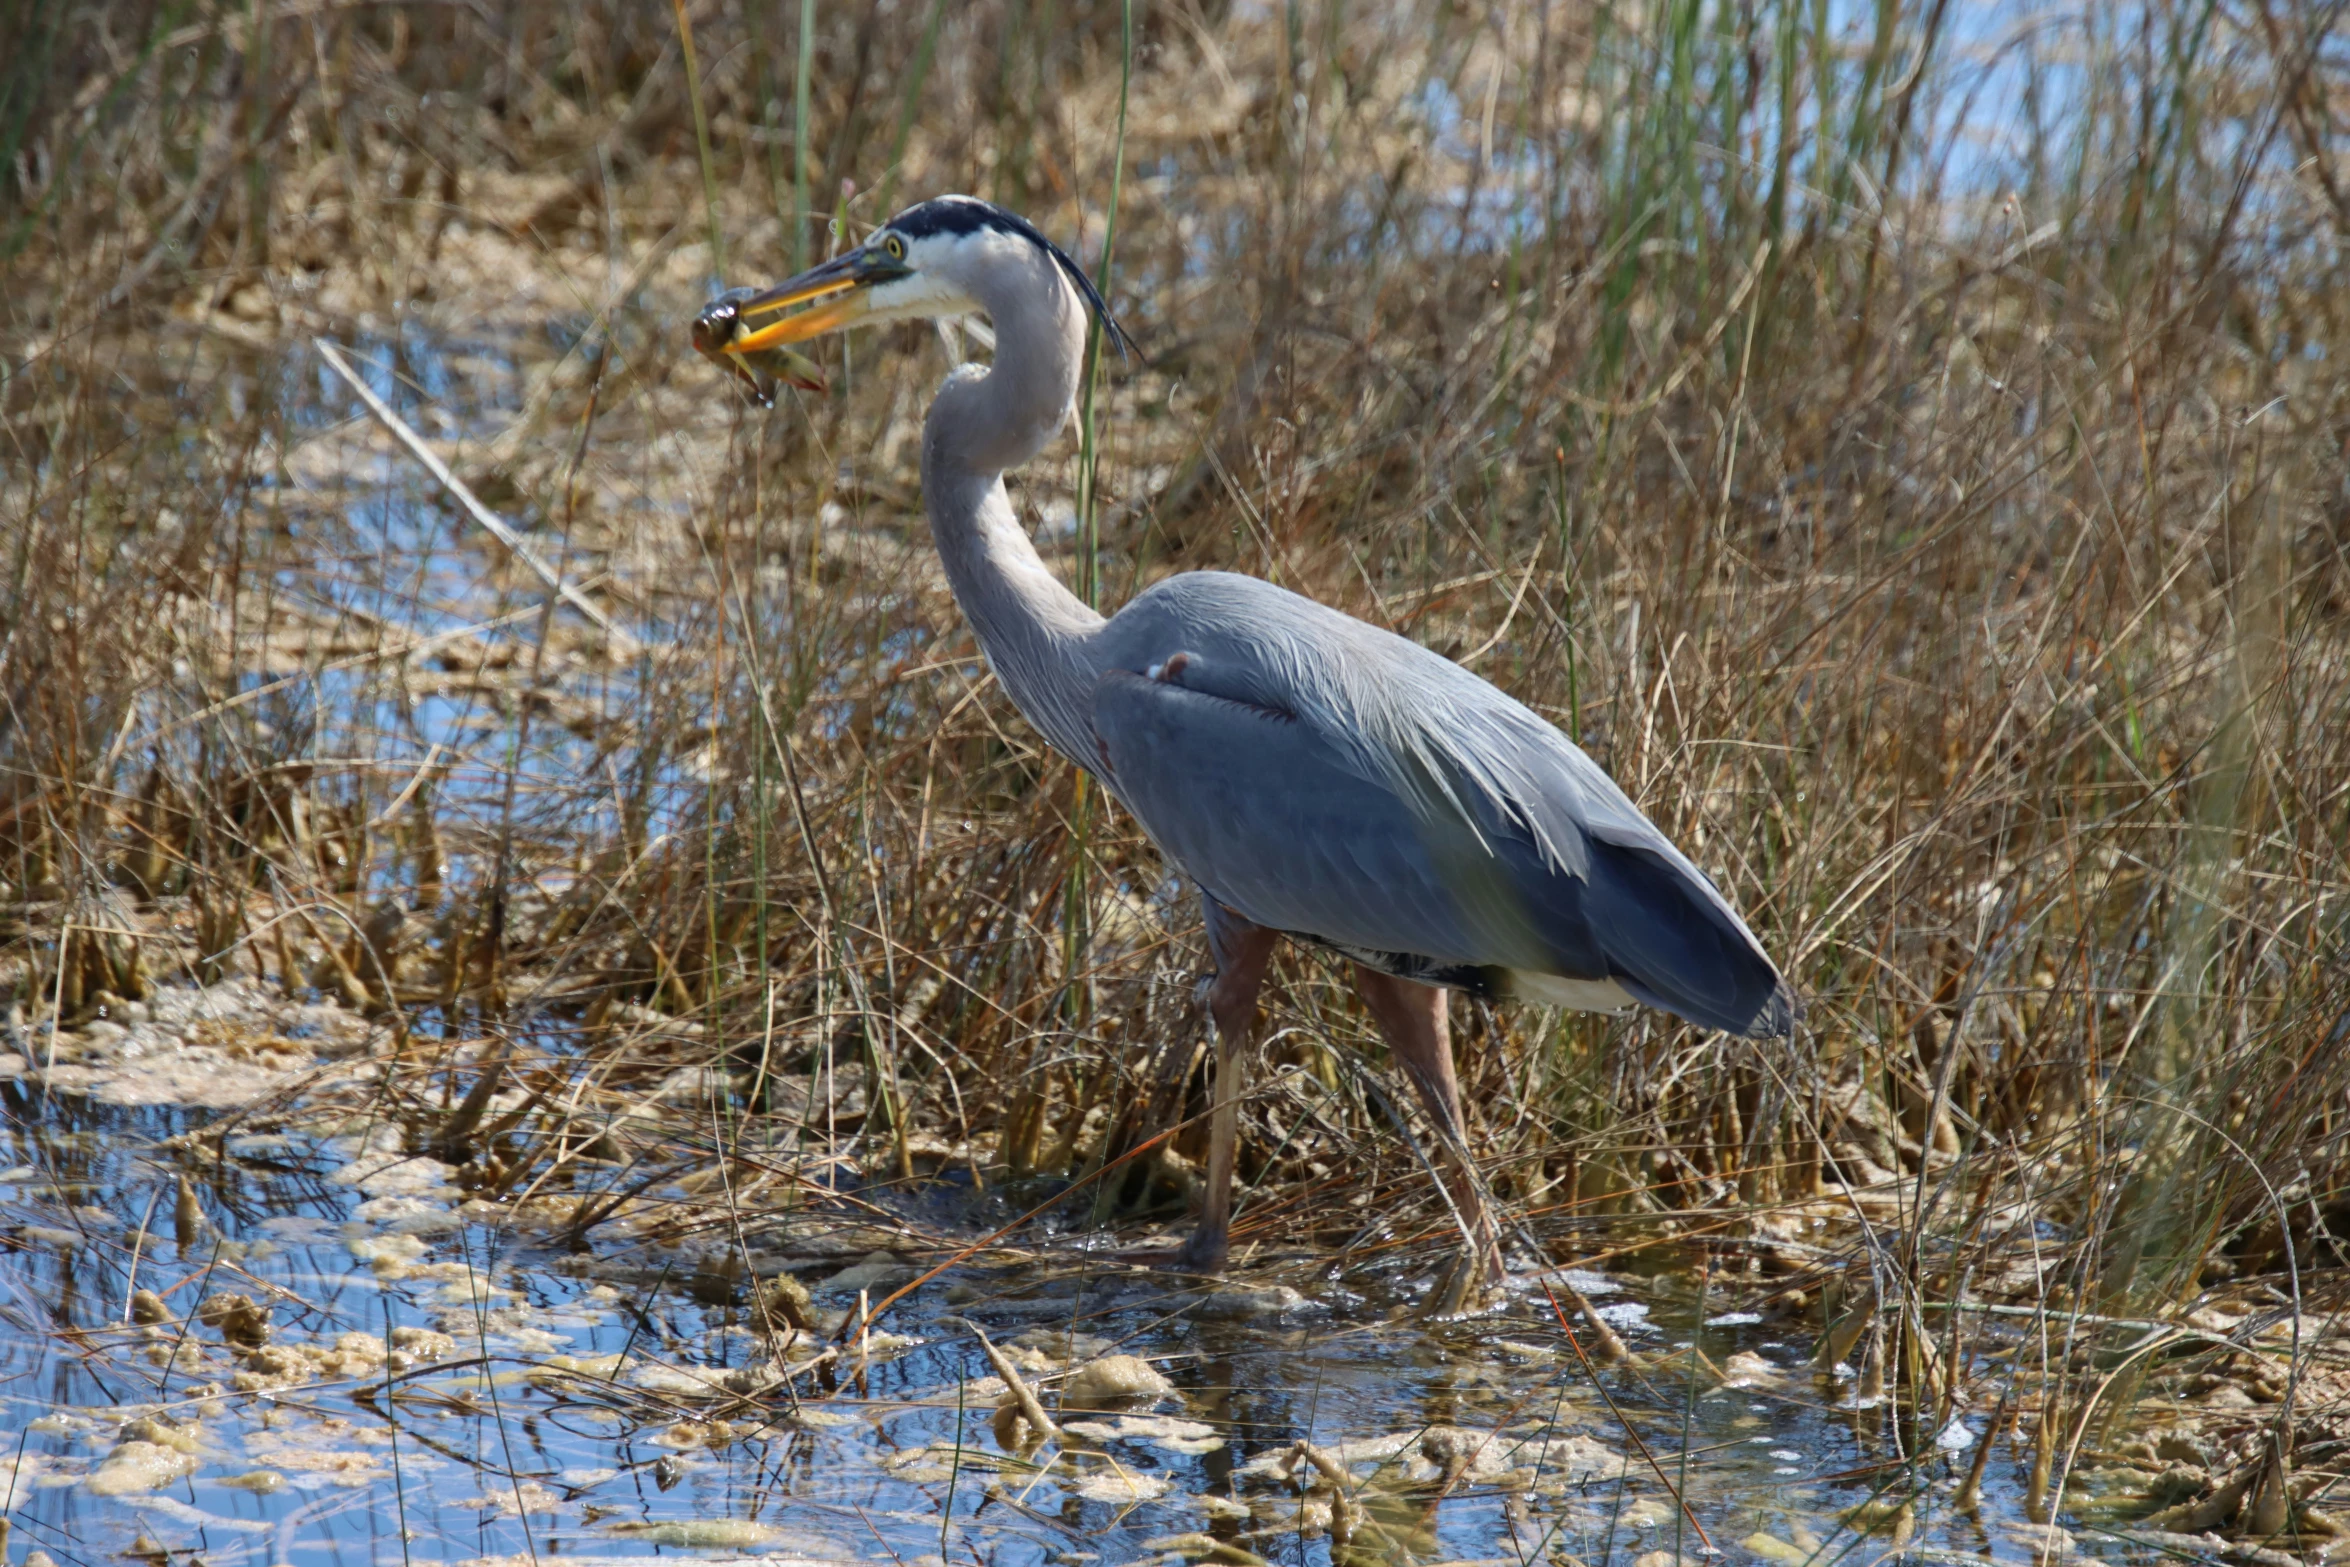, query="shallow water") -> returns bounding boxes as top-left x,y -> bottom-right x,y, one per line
0,1033 -> 2171,1567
